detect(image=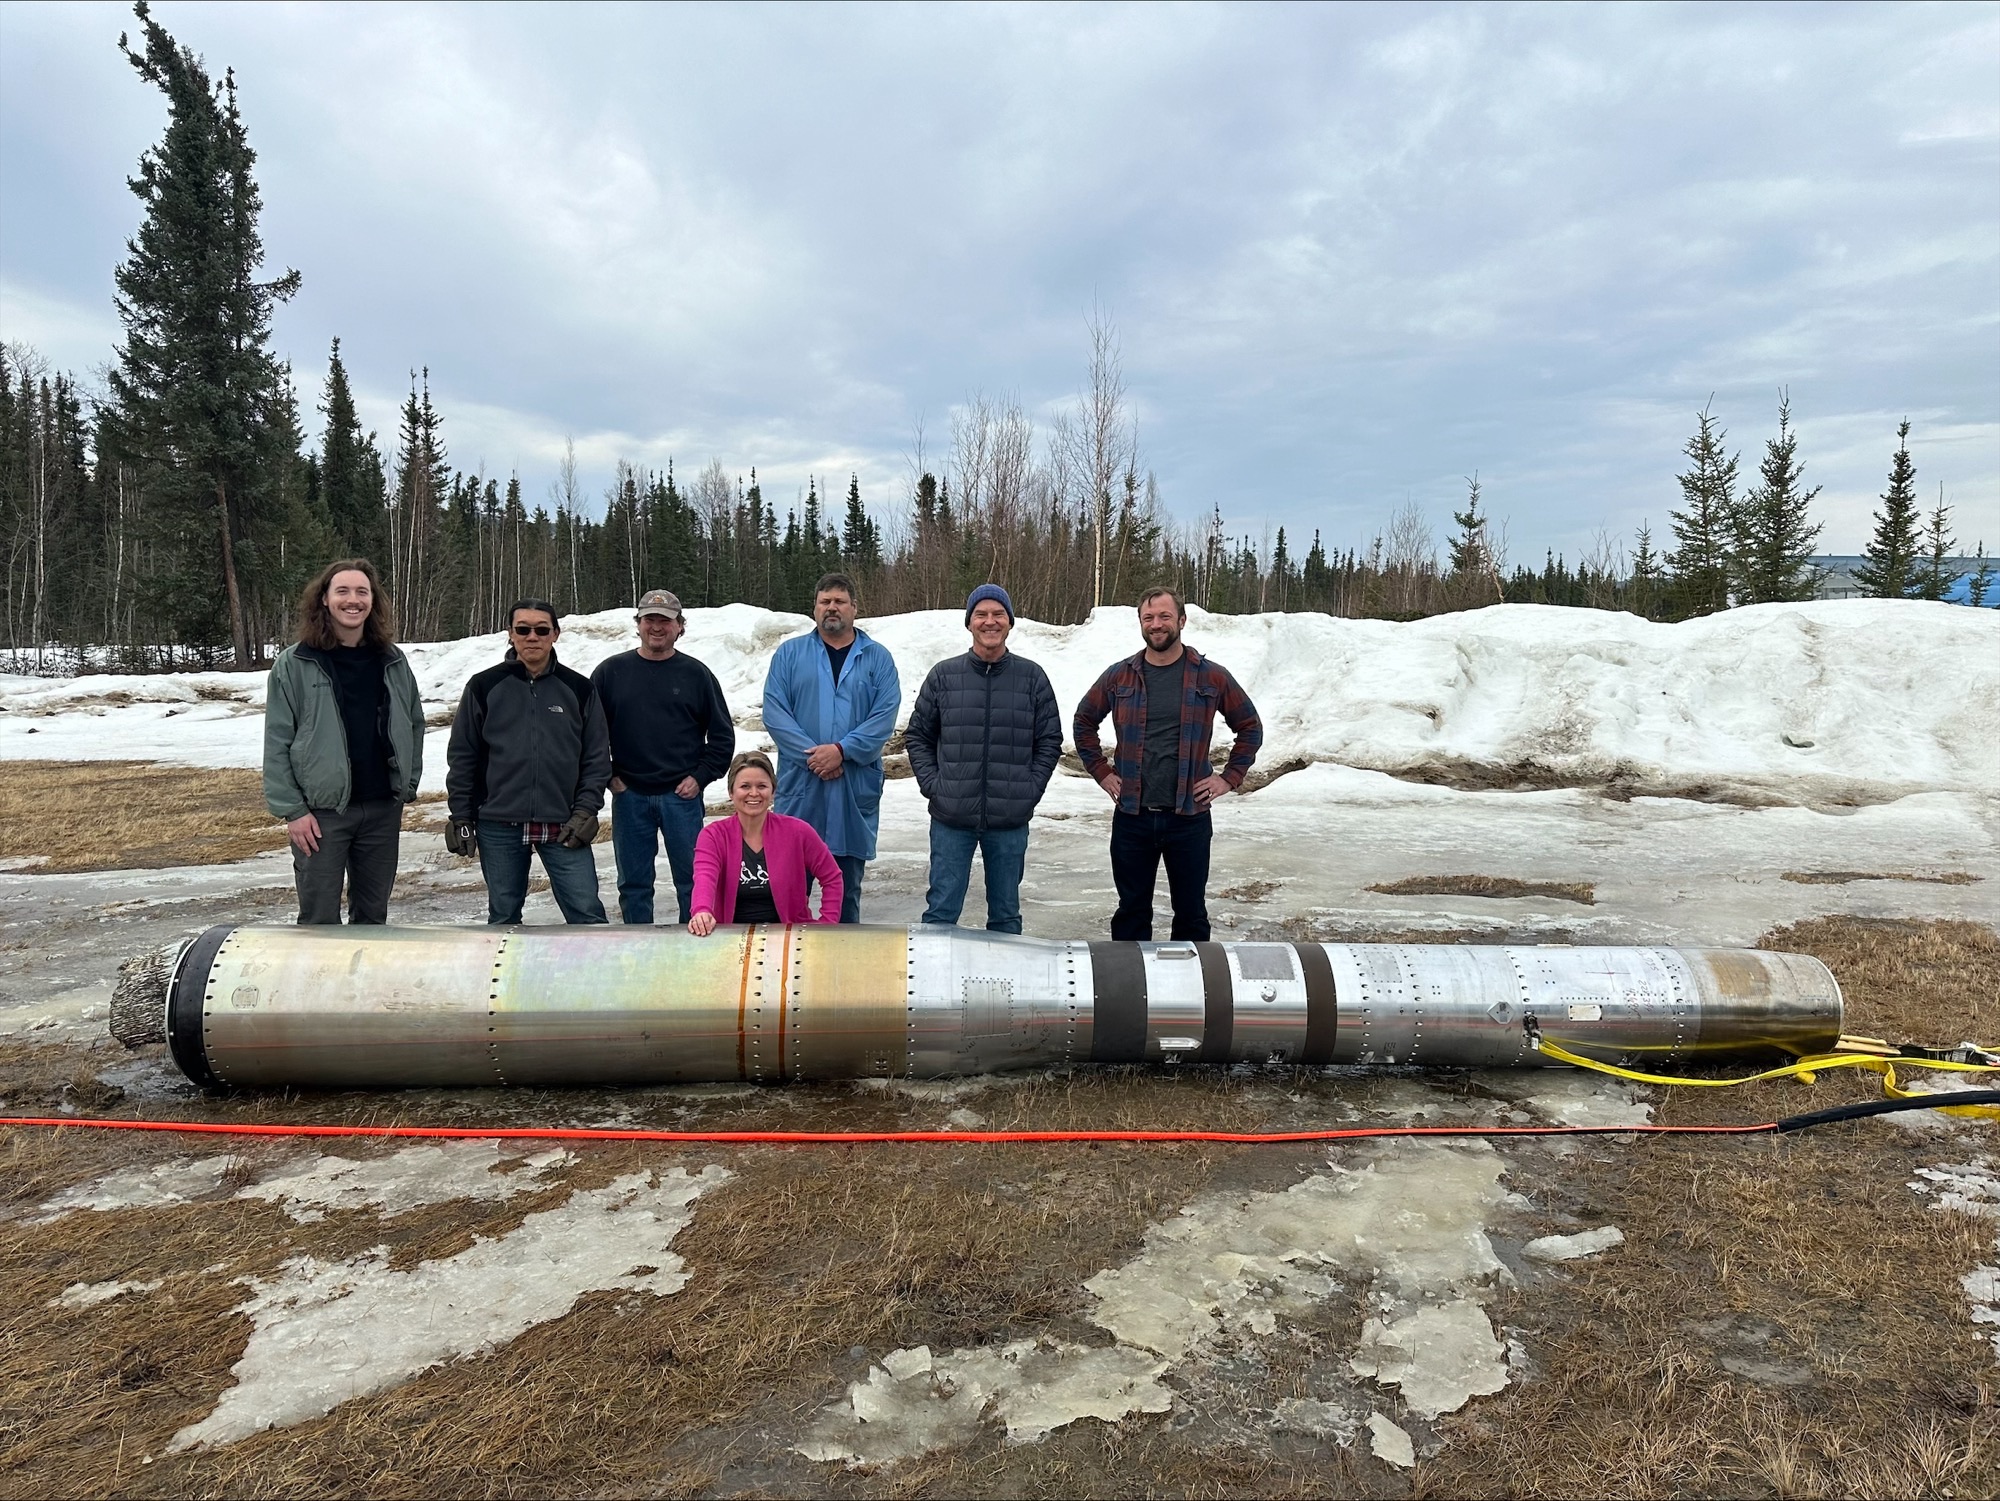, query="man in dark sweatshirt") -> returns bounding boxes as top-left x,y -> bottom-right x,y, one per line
590,588 -> 735,924
445,600 -> 611,924
904,584 -> 1062,933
